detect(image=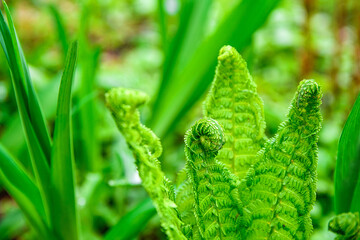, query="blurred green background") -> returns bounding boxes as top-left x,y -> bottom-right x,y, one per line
0,0 -> 359,239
